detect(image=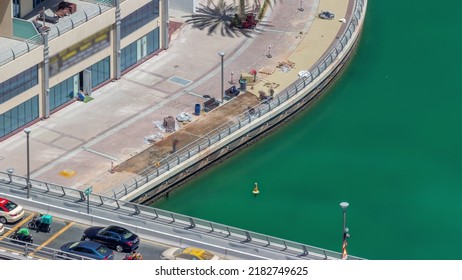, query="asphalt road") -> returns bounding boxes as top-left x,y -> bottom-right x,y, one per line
0,210 -> 171,260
